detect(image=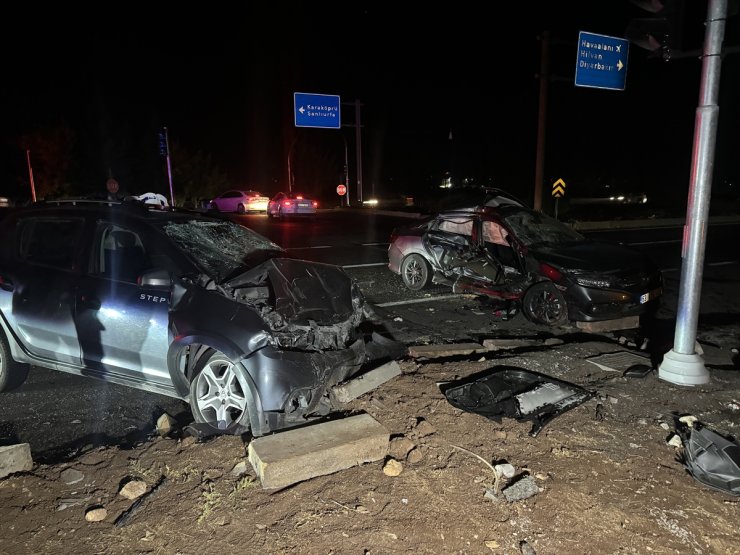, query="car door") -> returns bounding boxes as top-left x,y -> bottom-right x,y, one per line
5,216 -> 87,365
74,220 -> 172,386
